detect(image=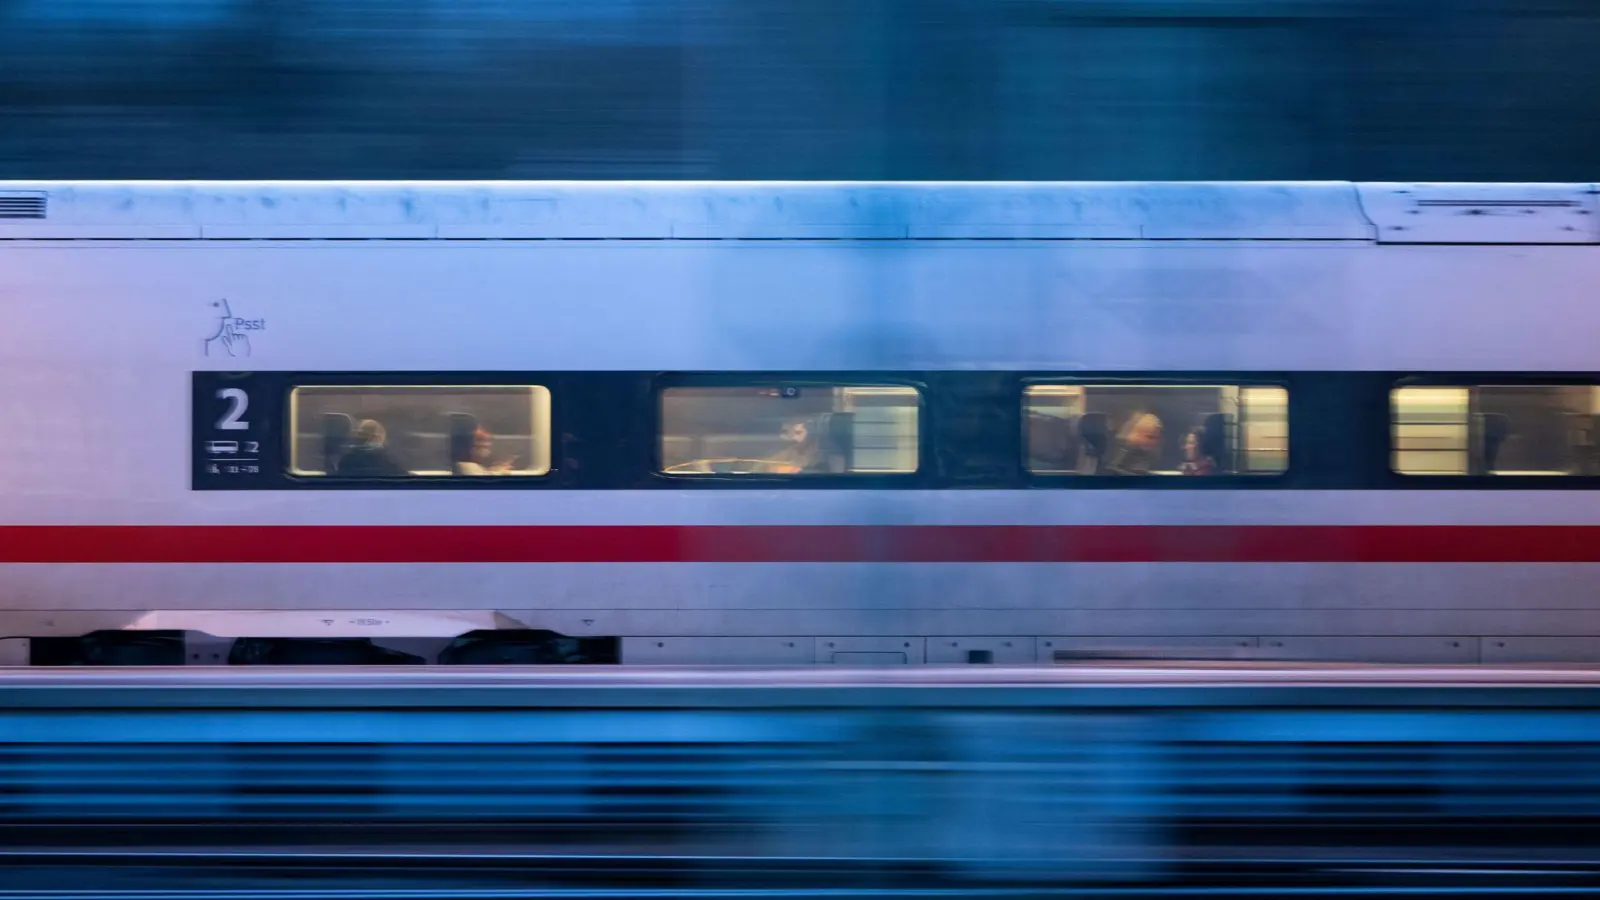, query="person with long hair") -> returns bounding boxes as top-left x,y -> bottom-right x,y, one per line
772,418 -> 823,473
1180,425 -> 1216,476
455,427 -> 517,475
